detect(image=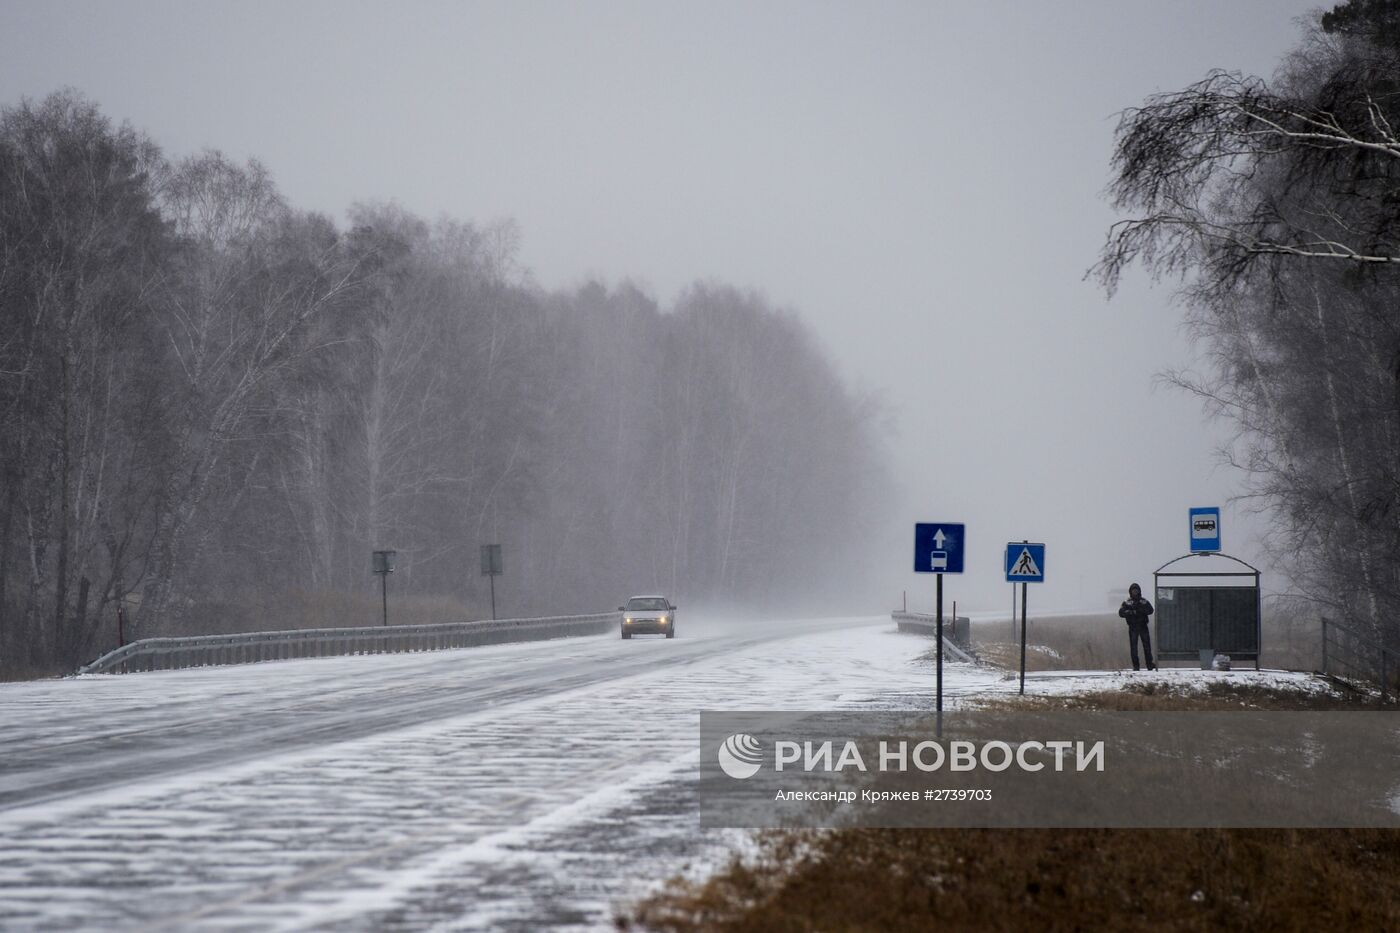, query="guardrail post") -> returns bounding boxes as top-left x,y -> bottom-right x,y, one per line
1383,650 -> 1389,706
